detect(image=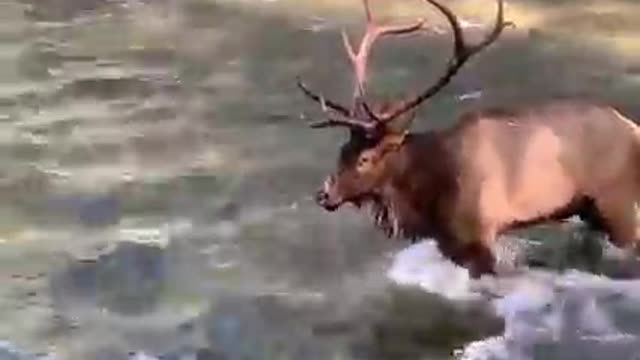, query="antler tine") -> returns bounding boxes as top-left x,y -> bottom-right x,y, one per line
363,0 -> 373,22
297,0 -> 427,133
343,0 -> 425,110
381,0 -> 513,122
309,114 -> 378,131
297,76 -> 376,130
296,77 -> 352,117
